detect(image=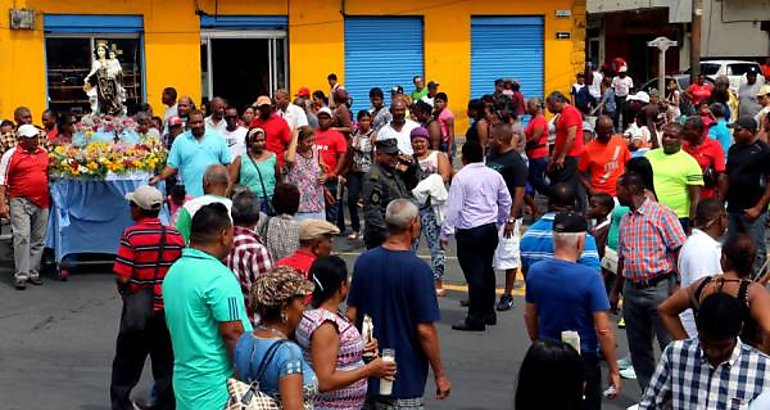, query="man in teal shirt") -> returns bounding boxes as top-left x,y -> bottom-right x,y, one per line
163,202 -> 251,410
151,110 -> 231,197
